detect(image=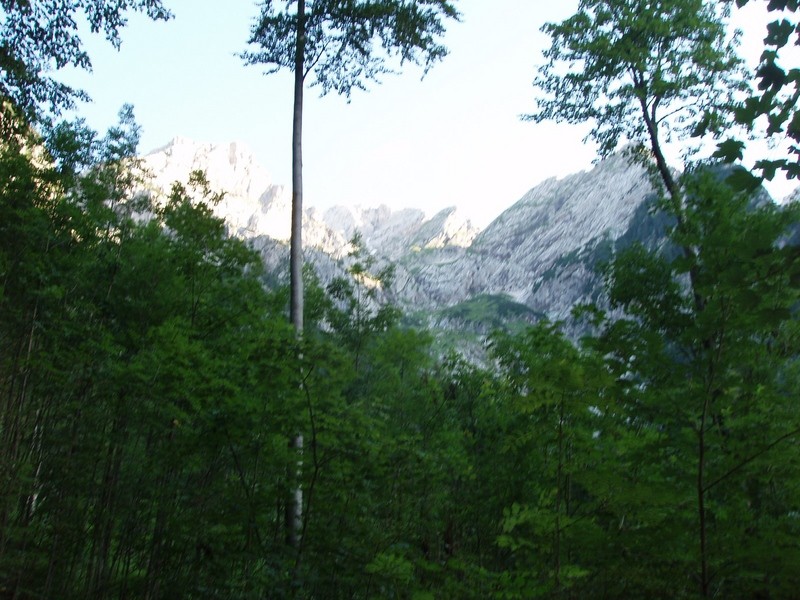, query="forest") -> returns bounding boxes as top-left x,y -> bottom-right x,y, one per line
1,0 -> 800,598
